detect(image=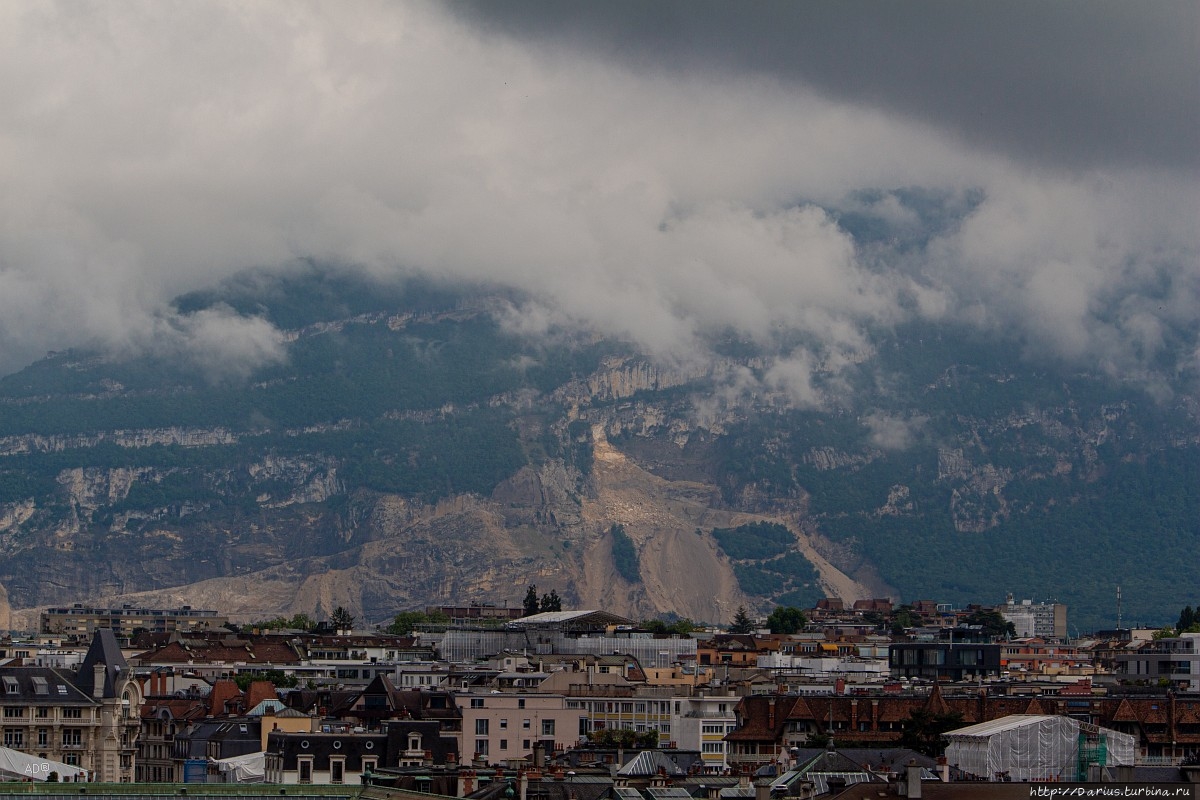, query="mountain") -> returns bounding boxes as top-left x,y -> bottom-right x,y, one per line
1,268 -> 1196,631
